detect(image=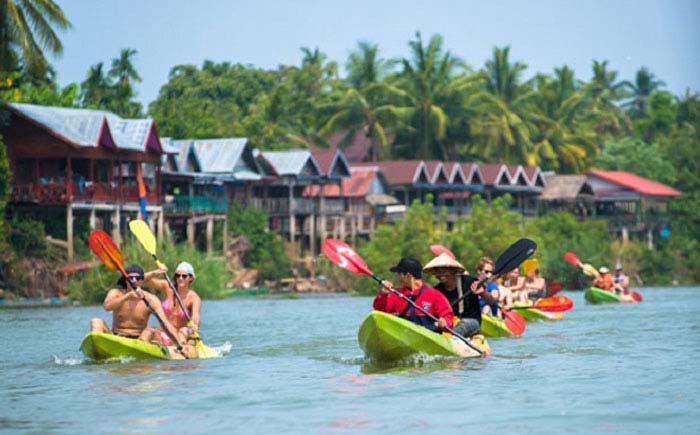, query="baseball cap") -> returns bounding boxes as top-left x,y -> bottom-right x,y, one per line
390,257 -> 422,278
